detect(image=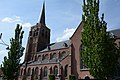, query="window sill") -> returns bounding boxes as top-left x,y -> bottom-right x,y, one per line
80,68 -> 89,71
